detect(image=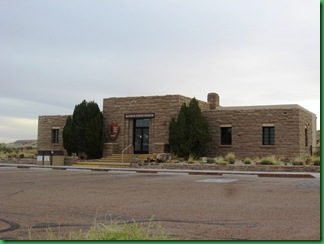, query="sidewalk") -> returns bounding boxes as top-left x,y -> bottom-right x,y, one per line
0,163 -> 320,178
